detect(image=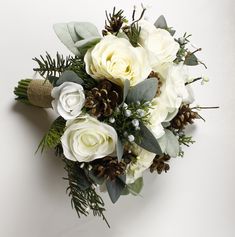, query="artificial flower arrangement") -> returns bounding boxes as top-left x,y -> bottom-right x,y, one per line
14,7 -> 215,227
